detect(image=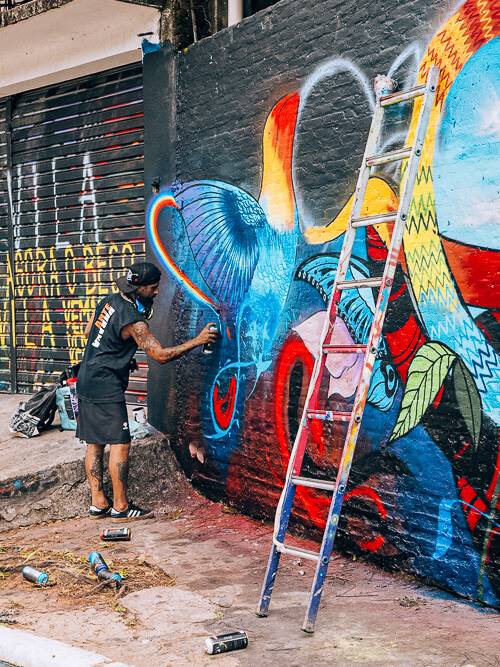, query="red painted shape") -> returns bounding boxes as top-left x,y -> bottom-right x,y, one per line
457,476 -> 488,532
212,376 -> 237,431
388,281 -> 407,303
344,486 -> 387,552
367,225 -> 389,262
442,238 -> 500,309
385,314 -> 426,382
269,92 -> 300,164
345,485 -> 388,518
274,334 -> 324,469
360,535 -> 386,552
432,385 -> 445,409
485,432 -> 500,502
453,441 -> 471,460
